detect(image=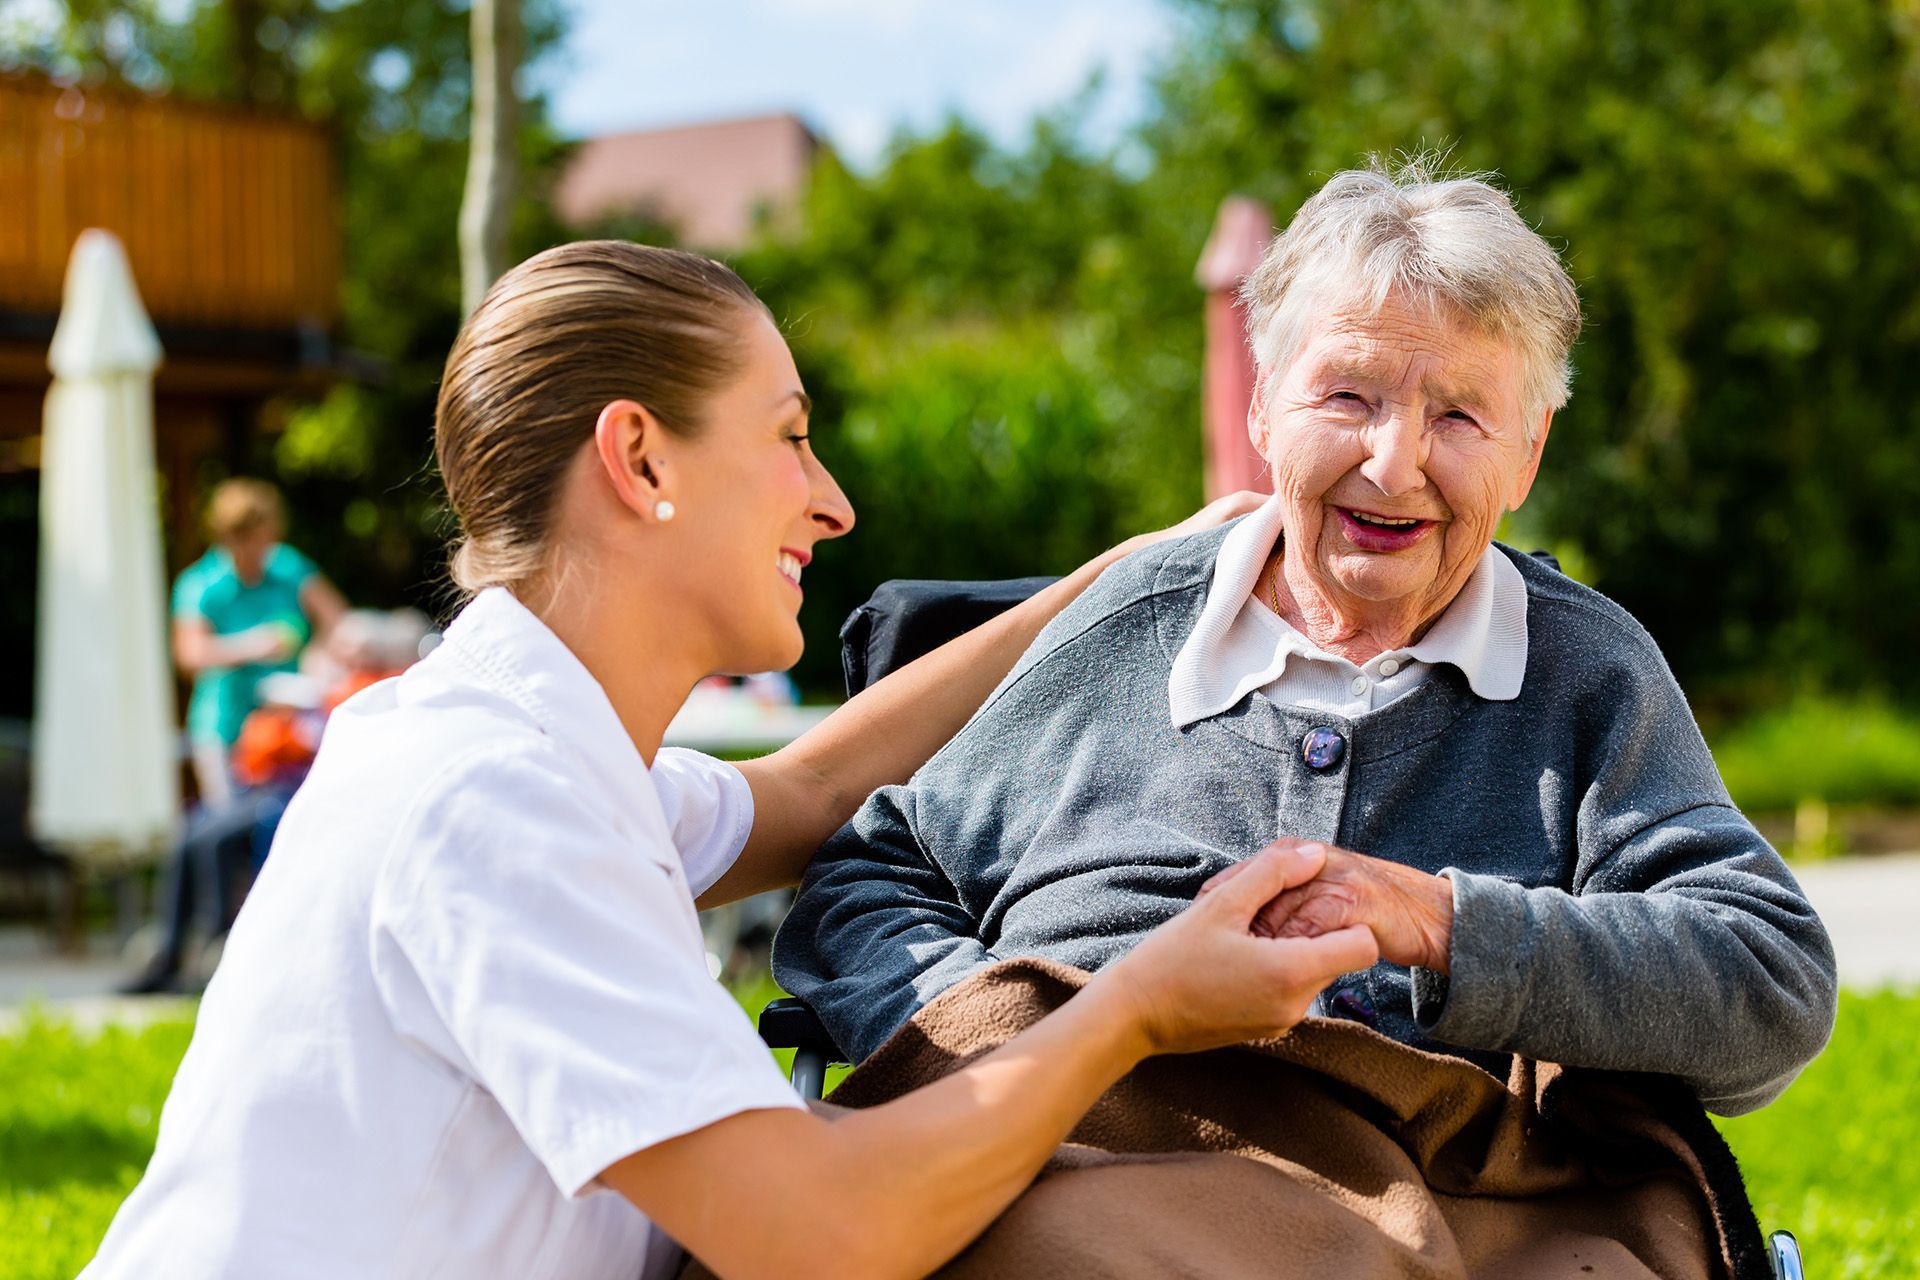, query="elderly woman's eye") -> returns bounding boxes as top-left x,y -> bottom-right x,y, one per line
1443,409 -> 1477,425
